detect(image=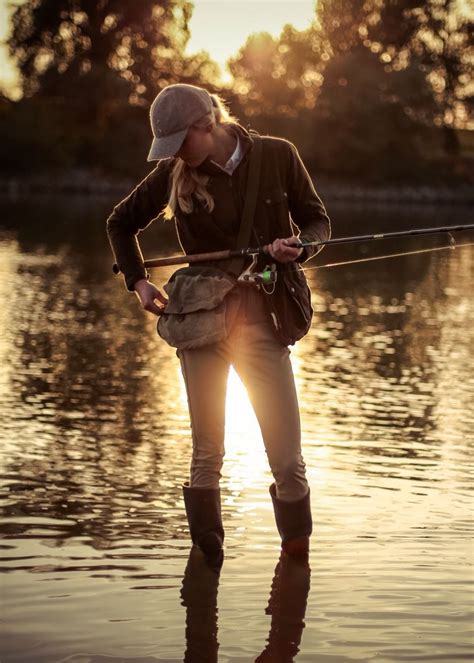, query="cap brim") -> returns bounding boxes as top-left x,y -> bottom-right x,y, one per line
147,127 -> 188,161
